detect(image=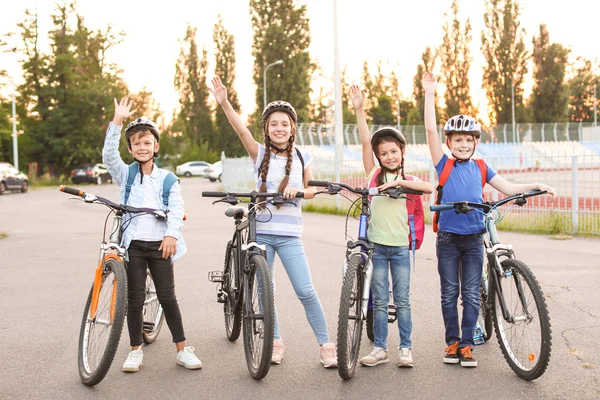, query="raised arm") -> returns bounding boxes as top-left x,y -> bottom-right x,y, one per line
210,76 -> 259,160
488,175 -> 556,199
423,73 -> 444,166
349,84 -> 375,175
